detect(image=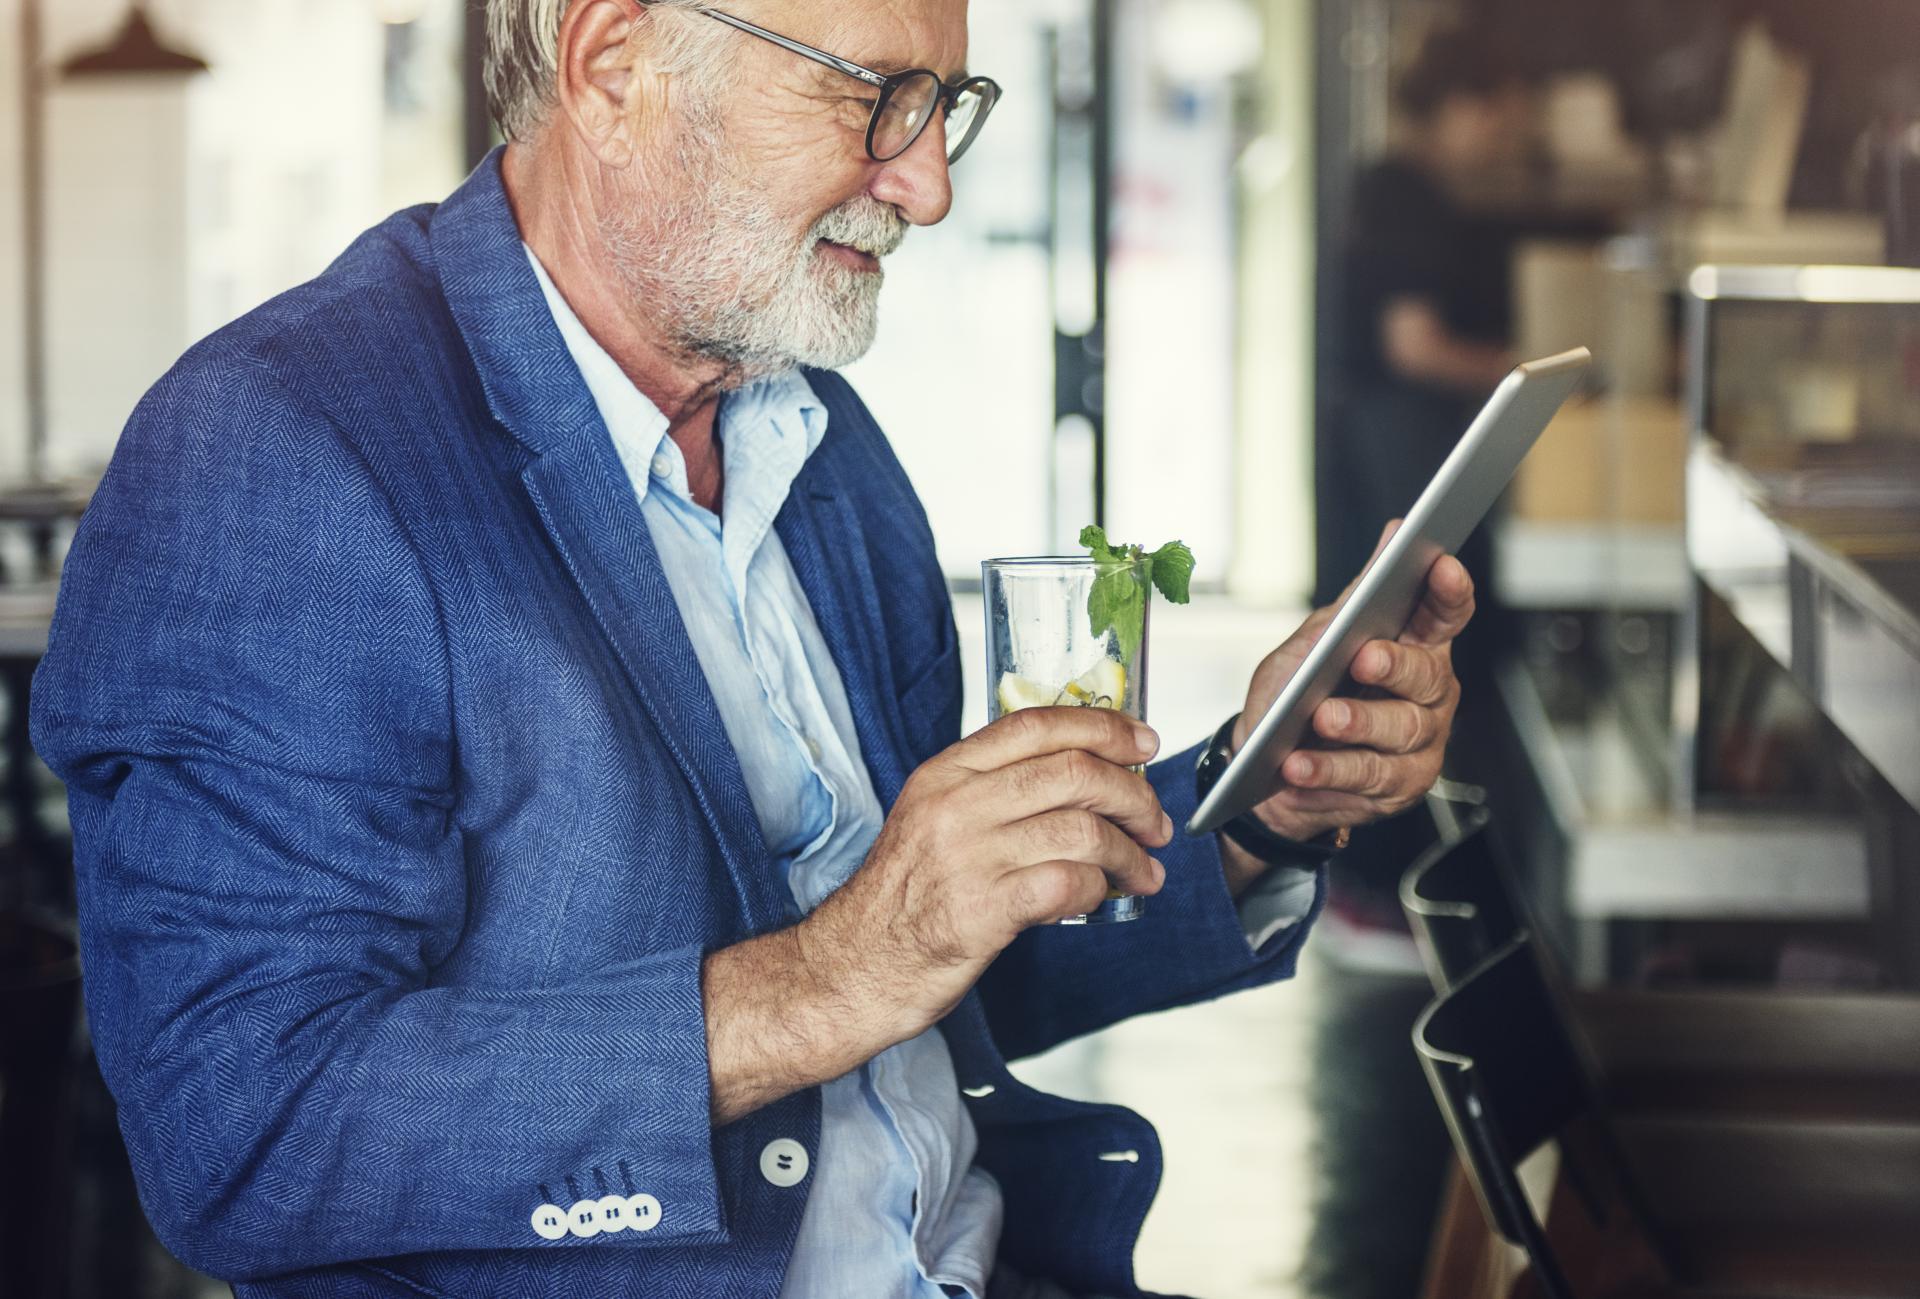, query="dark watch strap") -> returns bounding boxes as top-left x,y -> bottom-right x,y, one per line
1194,714 -> 1350,867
